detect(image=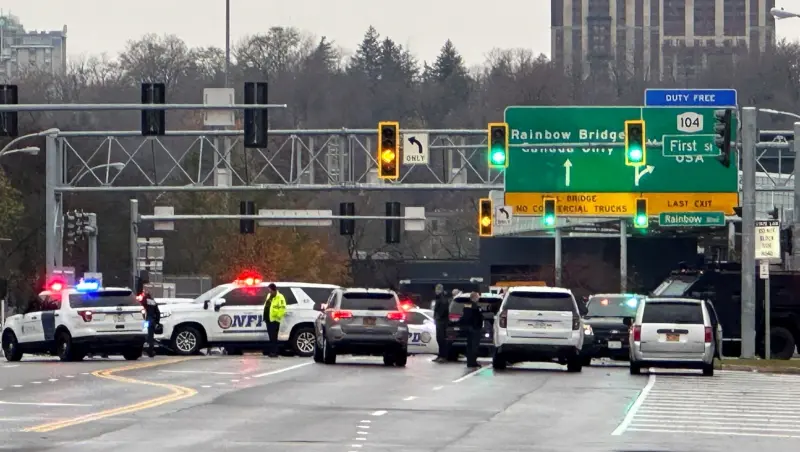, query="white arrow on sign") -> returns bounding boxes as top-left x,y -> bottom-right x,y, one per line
634,165 -> 655,186
563,159 -> 572,186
